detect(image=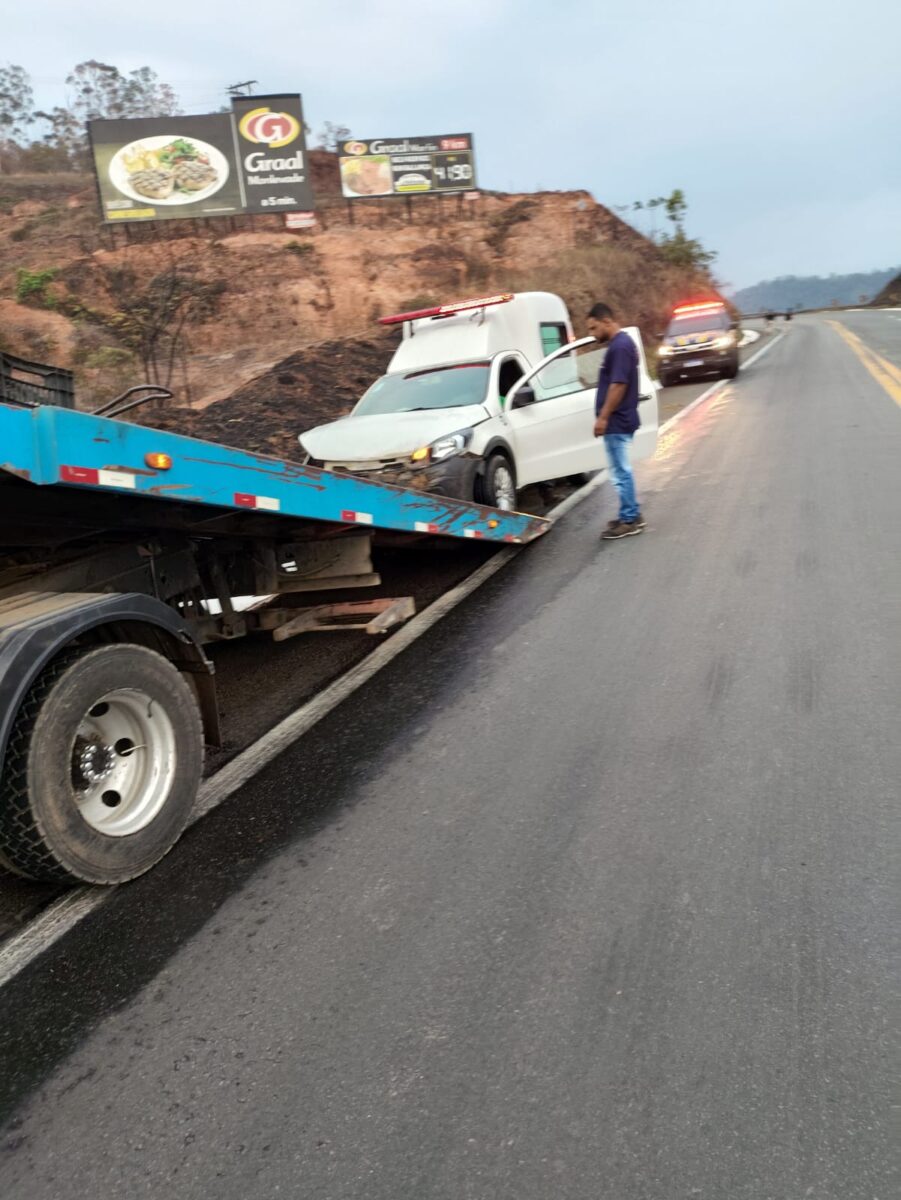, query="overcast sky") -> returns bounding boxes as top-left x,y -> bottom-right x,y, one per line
5,0 -> 899,289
